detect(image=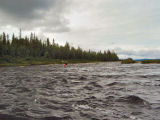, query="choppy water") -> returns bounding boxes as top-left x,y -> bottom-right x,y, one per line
0,62 -> 160,120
